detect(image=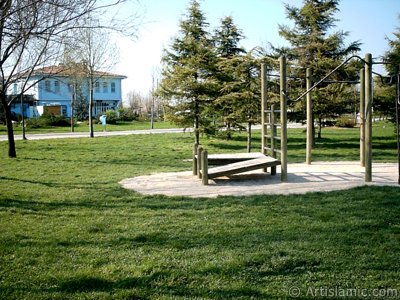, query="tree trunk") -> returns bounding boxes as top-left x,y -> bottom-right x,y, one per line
226,122 -> 232,140
194,97 -> 199,145
312,114 -> 316,146
317,117 -> 322,140
71,84 -> 75,132
88,79 -> 94,138
1,95 -> 17,158
247,122 -> 252,153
